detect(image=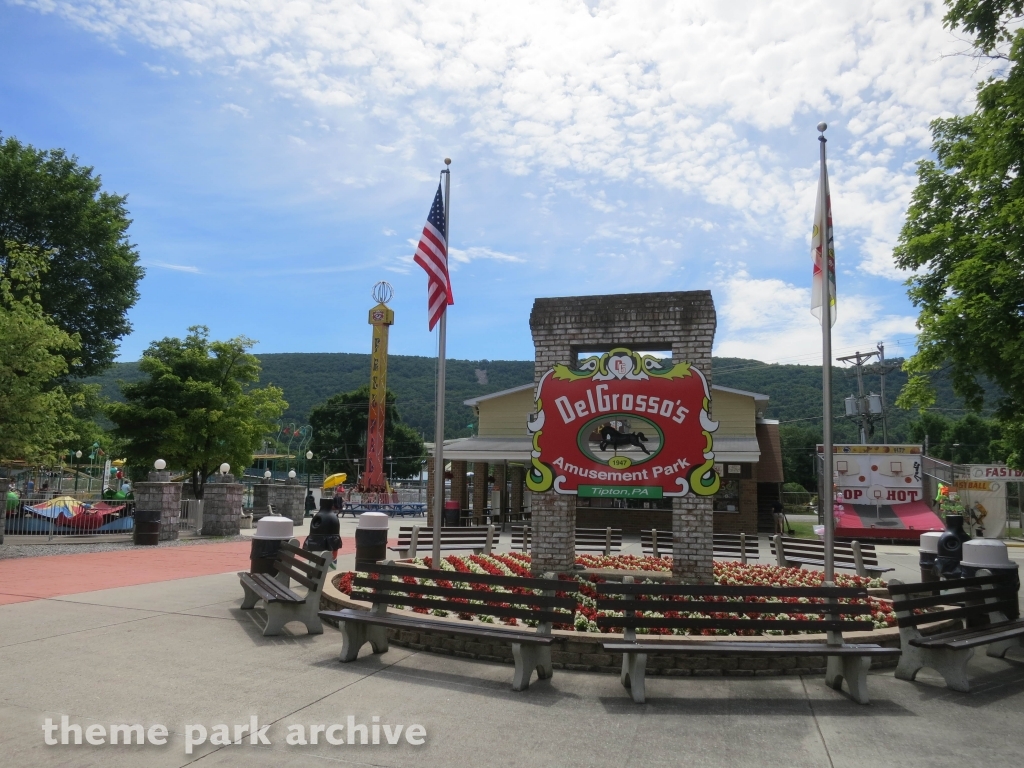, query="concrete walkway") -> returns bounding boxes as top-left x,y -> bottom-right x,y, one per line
2,542 -> 1024,767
